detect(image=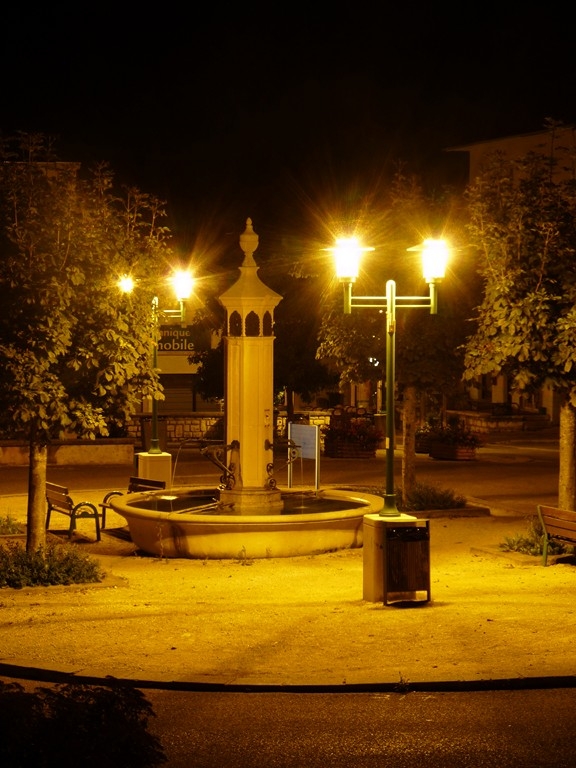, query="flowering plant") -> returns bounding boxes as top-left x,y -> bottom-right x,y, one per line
322,418 -> 383,449
427,417 -> 483,448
